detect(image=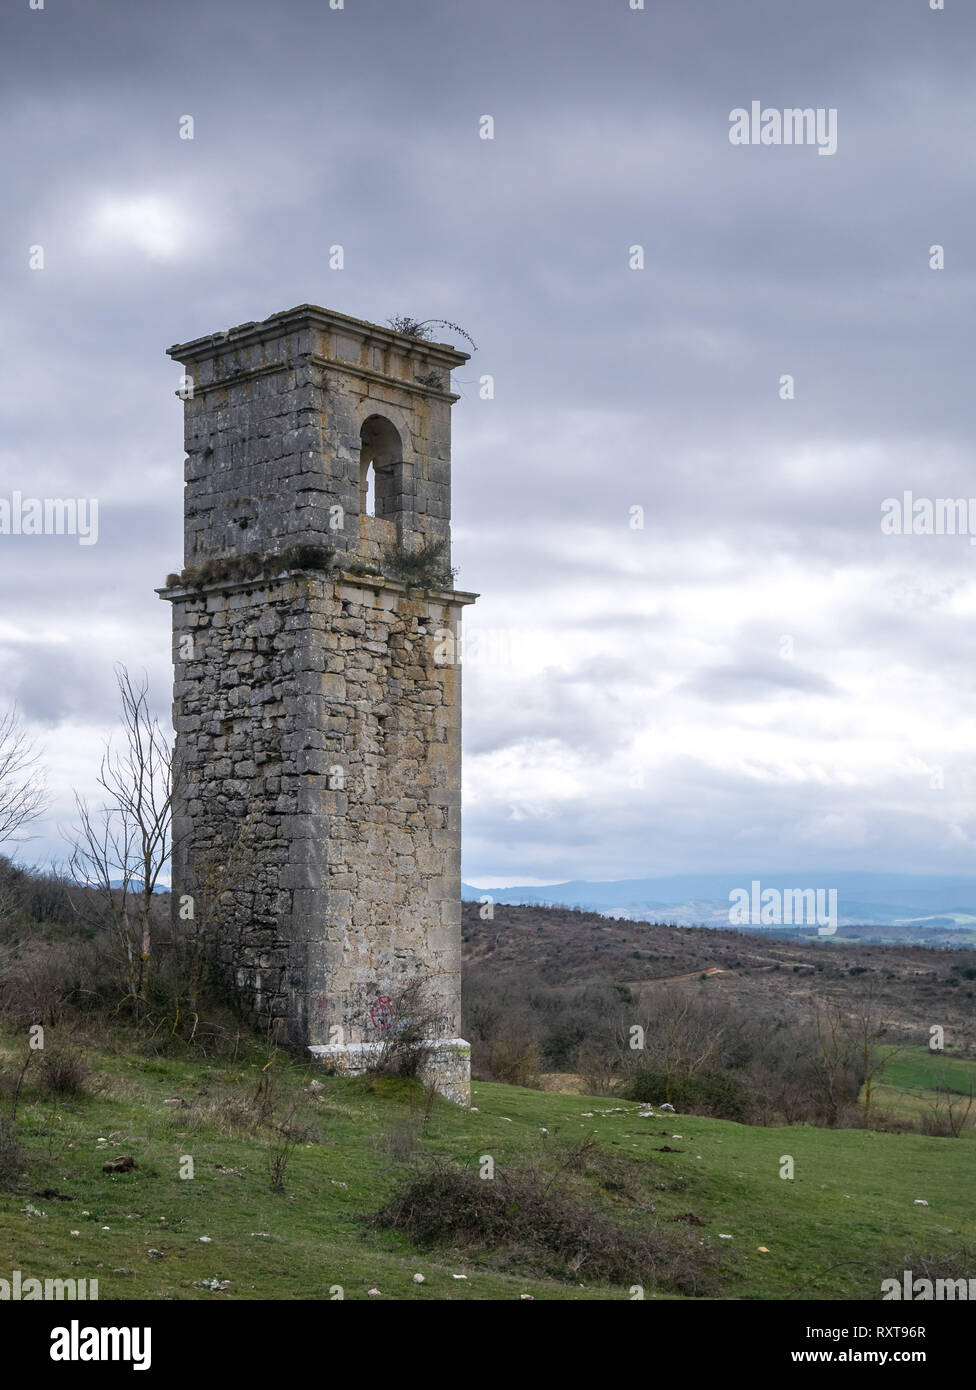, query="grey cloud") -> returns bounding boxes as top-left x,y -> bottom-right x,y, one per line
680,657 -> 840,704
2,0 -> 975,881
